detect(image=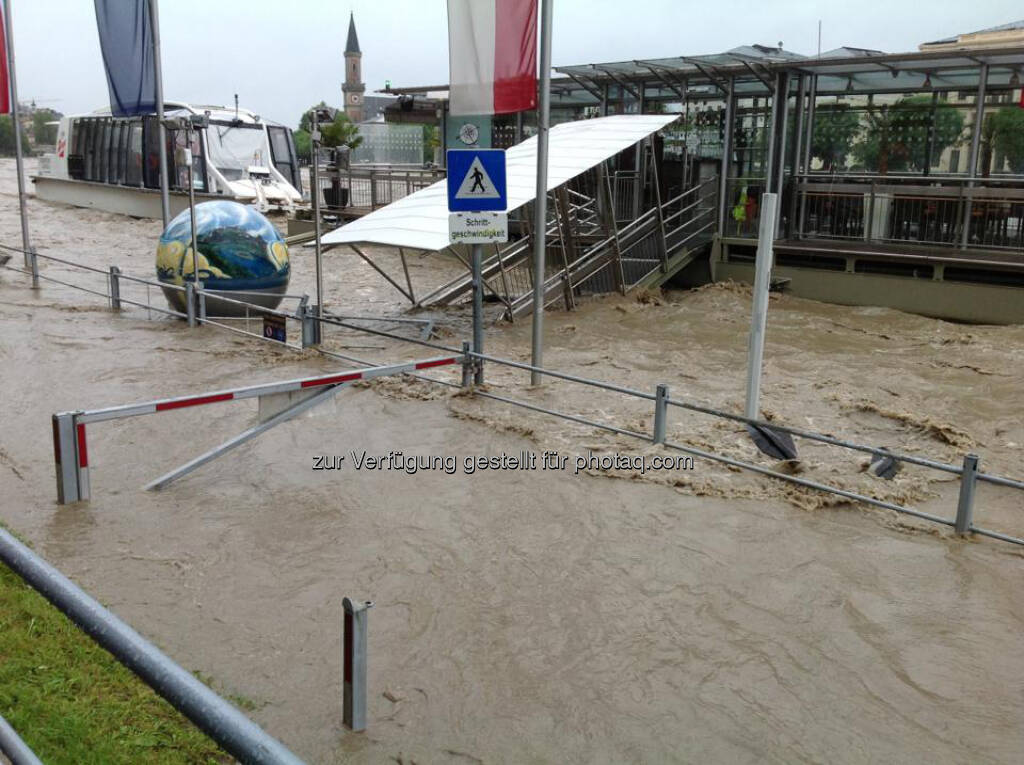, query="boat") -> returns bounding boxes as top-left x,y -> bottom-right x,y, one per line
33,102 -> 304,219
